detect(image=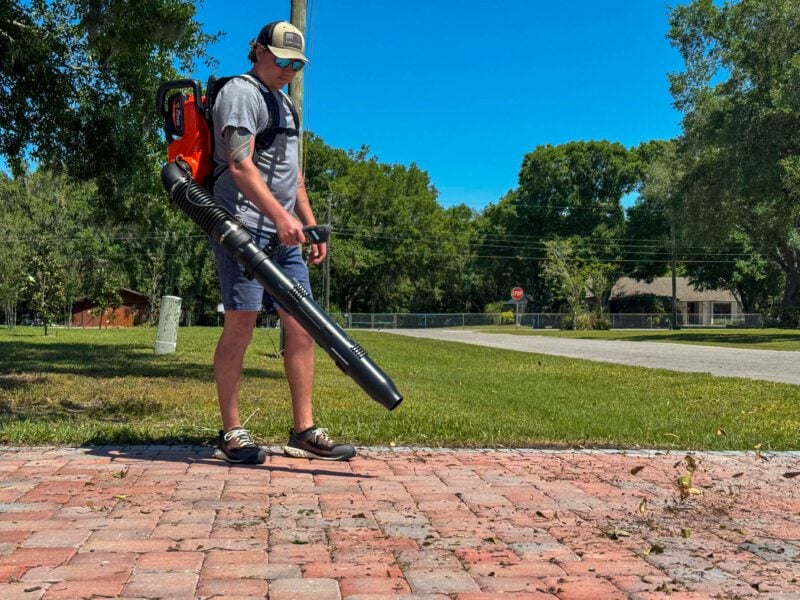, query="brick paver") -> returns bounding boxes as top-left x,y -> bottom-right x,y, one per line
0,446 -> 798,599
